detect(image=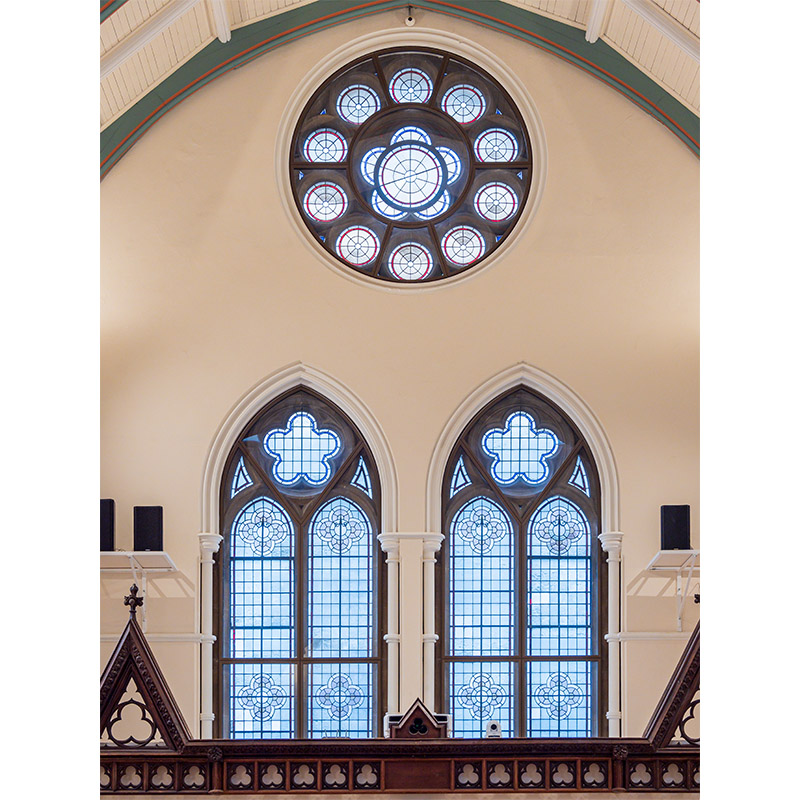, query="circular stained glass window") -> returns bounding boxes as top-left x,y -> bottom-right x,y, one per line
290,49 -> 533,283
